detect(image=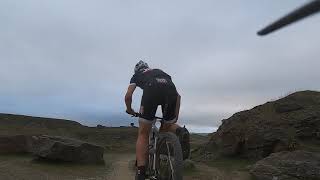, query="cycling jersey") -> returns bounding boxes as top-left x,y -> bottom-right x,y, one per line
129,69 -> 178,123
130,69 -> 173,89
